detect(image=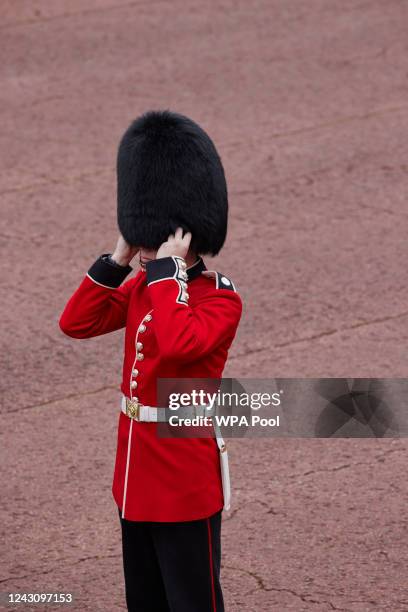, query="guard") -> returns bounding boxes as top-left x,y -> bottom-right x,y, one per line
59,110 -> 242,611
